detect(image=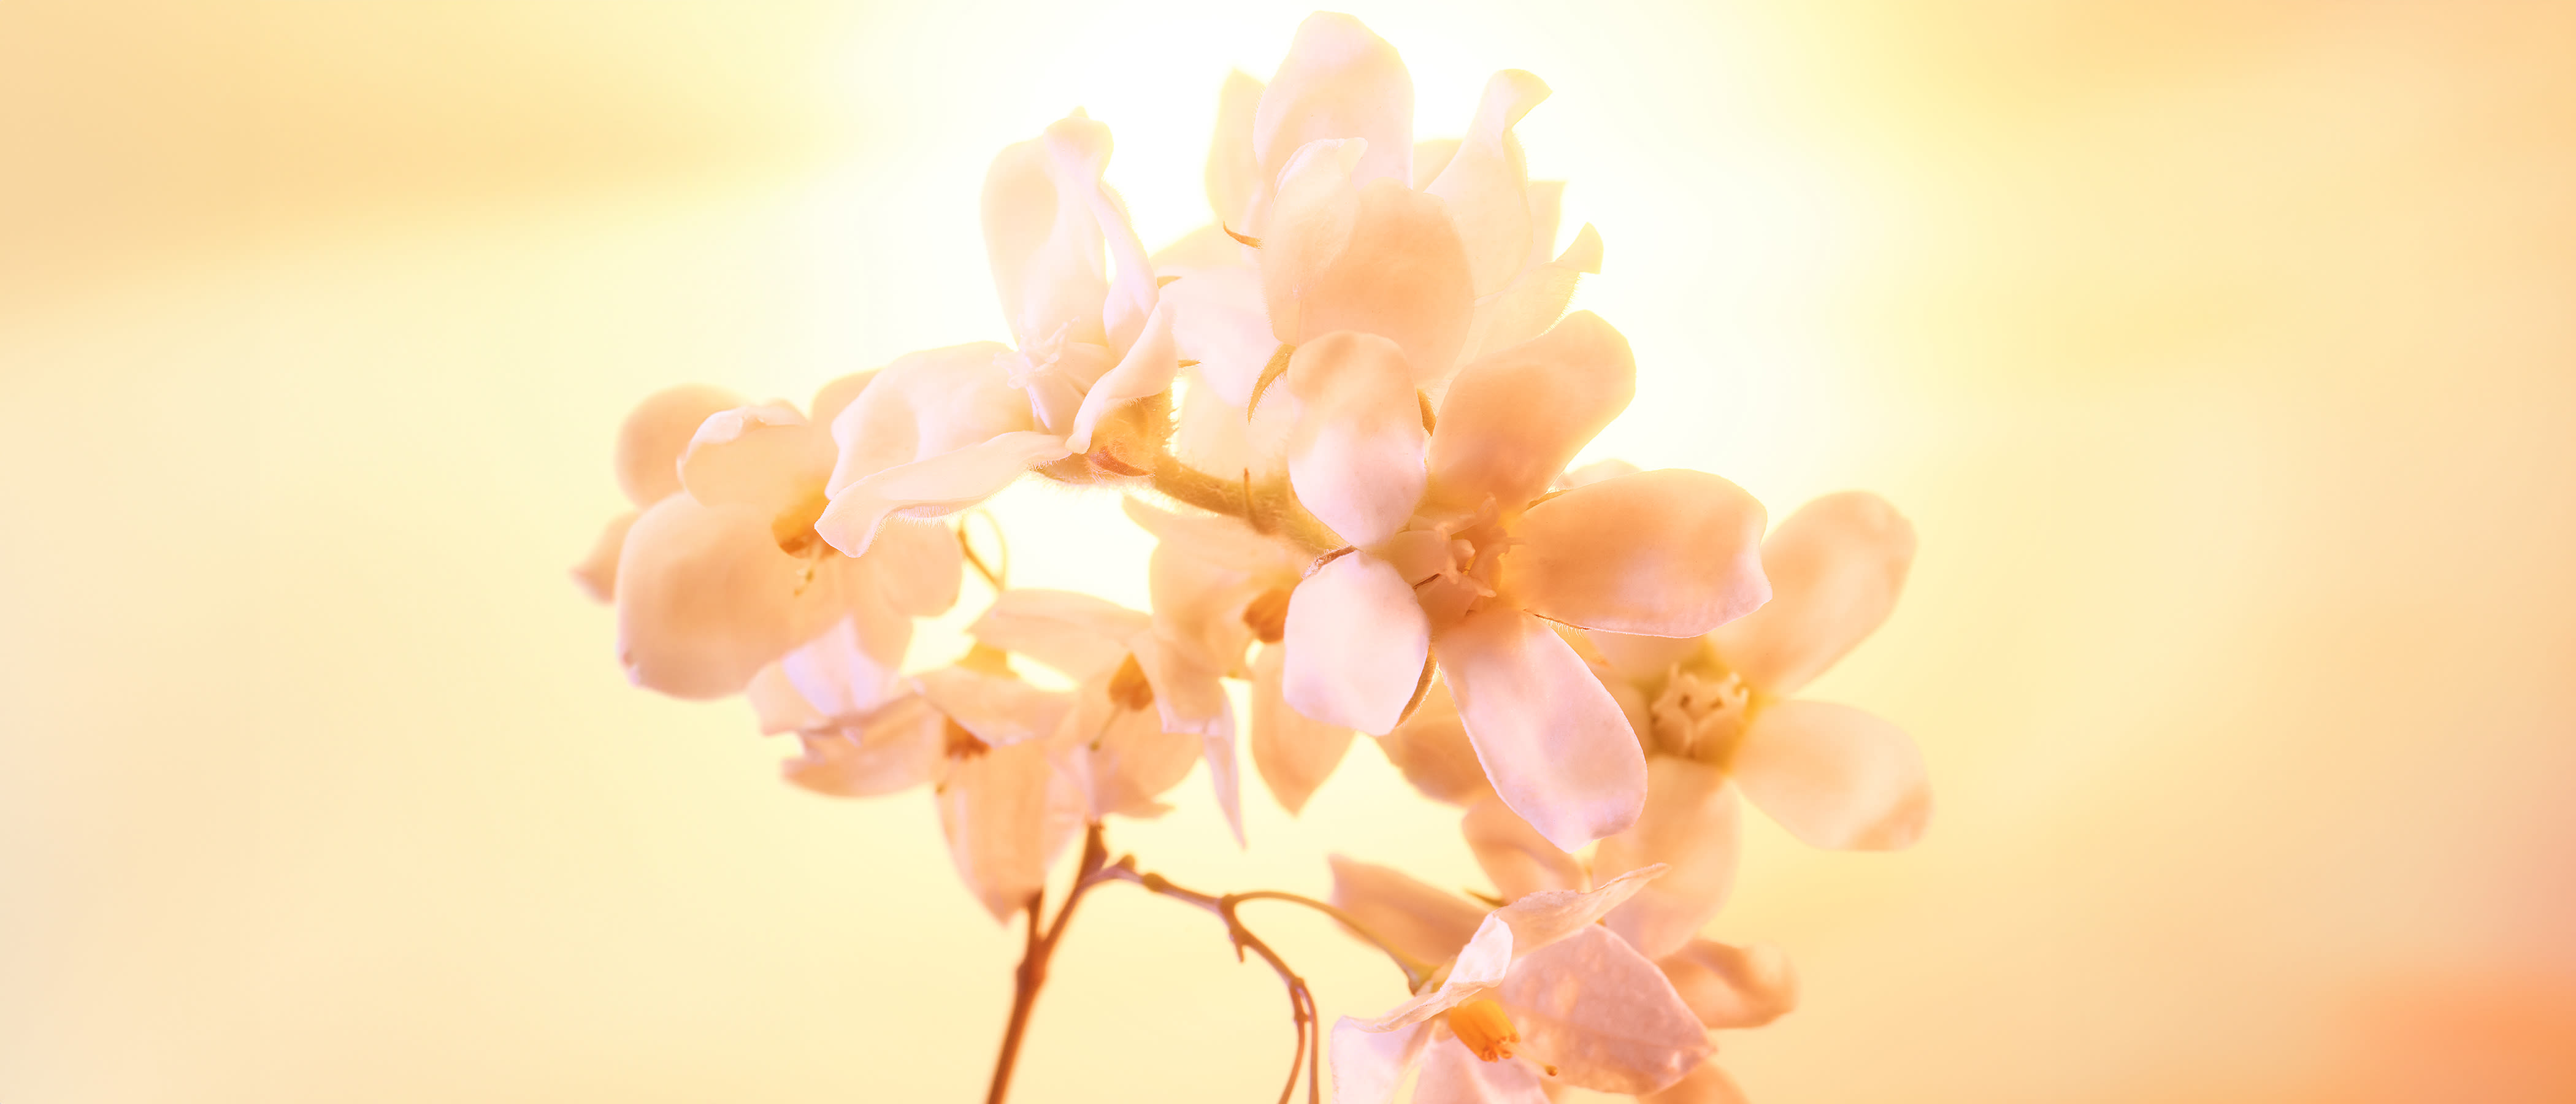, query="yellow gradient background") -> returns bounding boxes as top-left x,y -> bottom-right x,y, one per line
4,2 -> 2572,1102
